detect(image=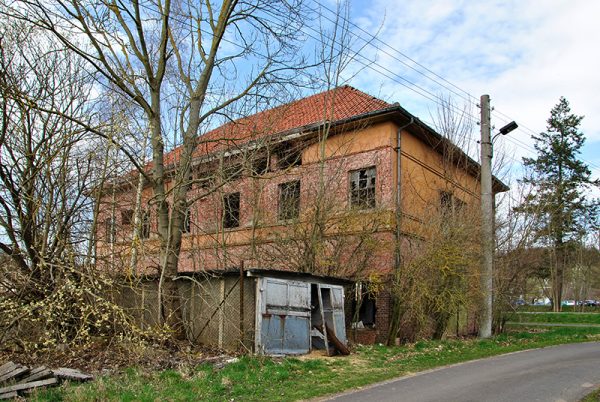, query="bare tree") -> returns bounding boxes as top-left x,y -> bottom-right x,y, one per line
6,0 -> 313,328
0,20 -> 147,348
